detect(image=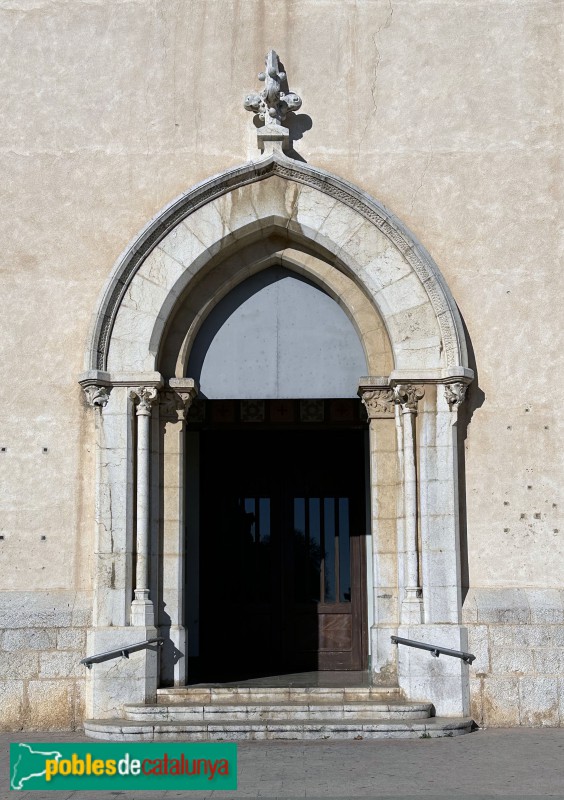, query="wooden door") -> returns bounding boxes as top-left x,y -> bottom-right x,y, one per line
199,428 -> 367,677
